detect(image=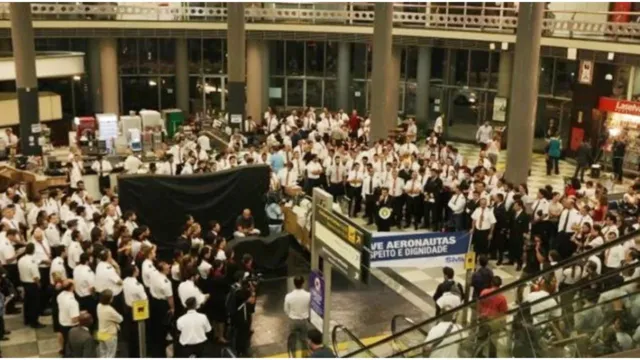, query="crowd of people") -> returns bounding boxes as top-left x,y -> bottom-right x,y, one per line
0,177 -> 265,357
